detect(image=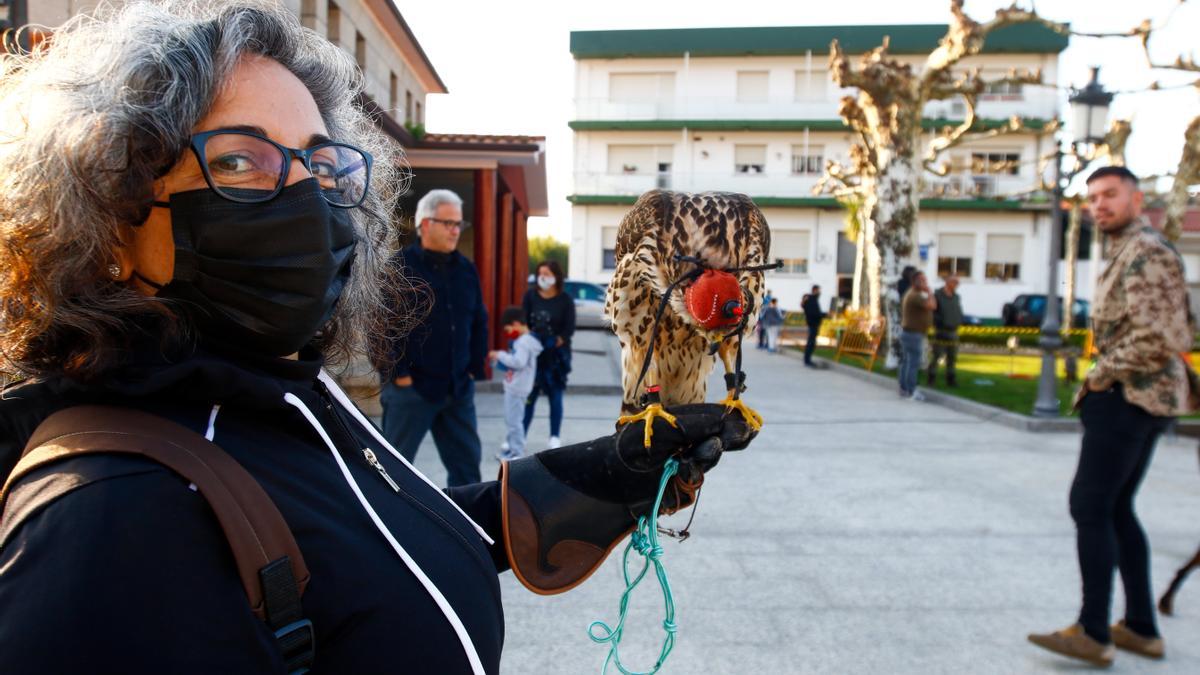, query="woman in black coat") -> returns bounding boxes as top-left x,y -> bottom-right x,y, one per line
0,3 -> 754,673
521,260 -> 574,449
